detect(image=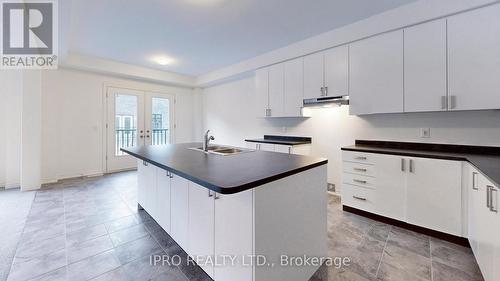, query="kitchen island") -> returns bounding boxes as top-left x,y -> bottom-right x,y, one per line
122,143 -> 328,281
